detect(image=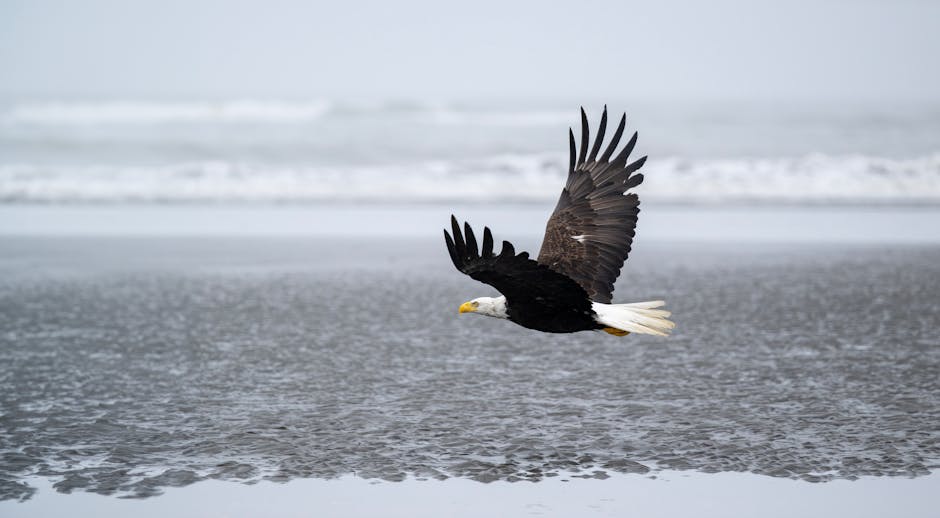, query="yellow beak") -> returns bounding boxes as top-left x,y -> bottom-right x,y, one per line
459,301 -> 476,314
